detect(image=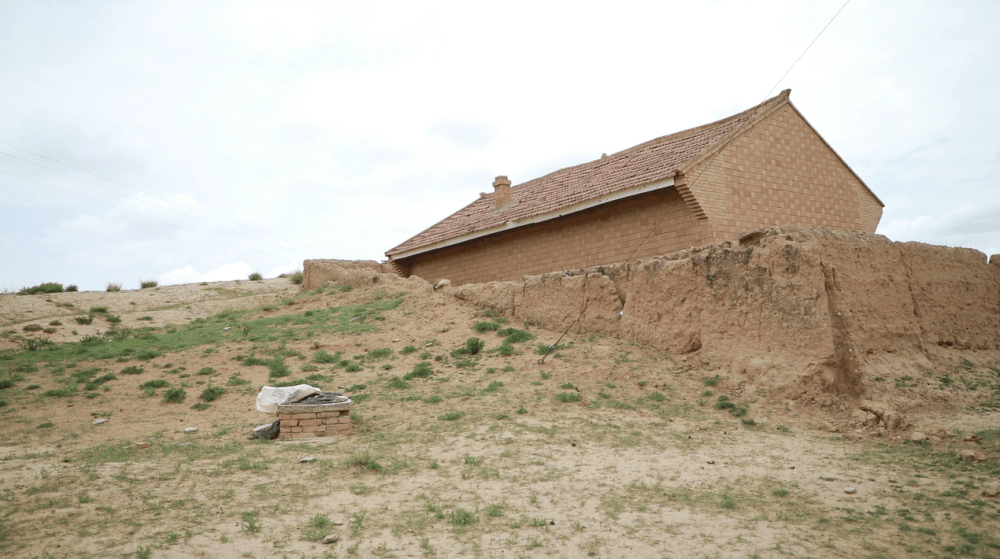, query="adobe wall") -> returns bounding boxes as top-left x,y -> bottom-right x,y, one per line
301,259 -> 391,291
689,103 -> 883,243
399,187 -> 711,287
454,227 -> 1000,397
